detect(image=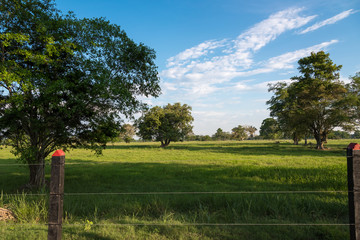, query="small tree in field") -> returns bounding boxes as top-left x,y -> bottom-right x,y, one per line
136,103 -> 194,147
